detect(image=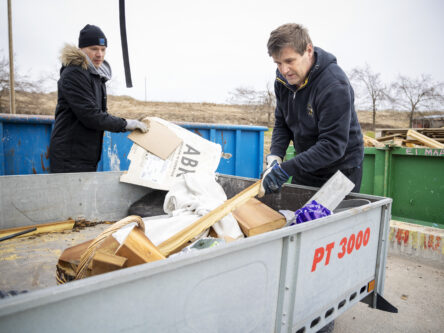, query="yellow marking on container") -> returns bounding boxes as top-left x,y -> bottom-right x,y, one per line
388,227 -> 394,241
419,233 -> 425,249
411,231 -> 418,249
